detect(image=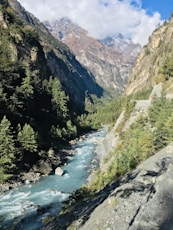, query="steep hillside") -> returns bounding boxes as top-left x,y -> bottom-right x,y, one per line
44,18 -> 141,96
0,0 -> 104,183
125,16 -> 173,96
8,0 -> 103,112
